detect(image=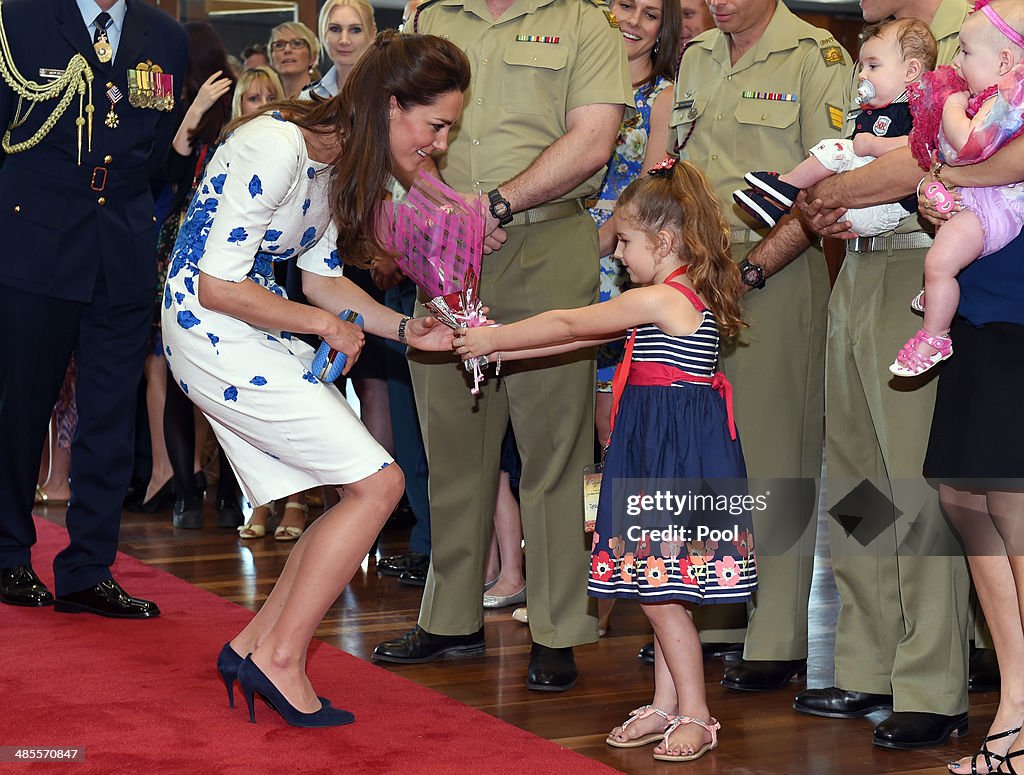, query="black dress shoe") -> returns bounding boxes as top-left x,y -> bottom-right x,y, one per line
372,625 -> 484,664
527,642 -> 577,692
638,640 -> 743,665
872,711 -> 969,750
172,495 -> 203,529
704,641 -> 744,660
0,565 -> 54,606
793,687 -> 893,718
721,658 -> 806,692
54,579 -> 160,619
378,552 -> 427,578
969,646 -> 1000,693
638,641 -> 655,664
216,498 -> 244,529
397,557 -> 428,587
